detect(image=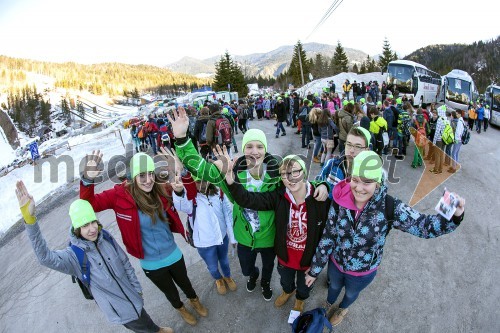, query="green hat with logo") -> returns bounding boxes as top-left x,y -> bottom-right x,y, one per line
130,153 -> 155,179
352,151 -> 383,183
282,155 -> 307,178
242,129 -> 267,152
69,199 -> 97,229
